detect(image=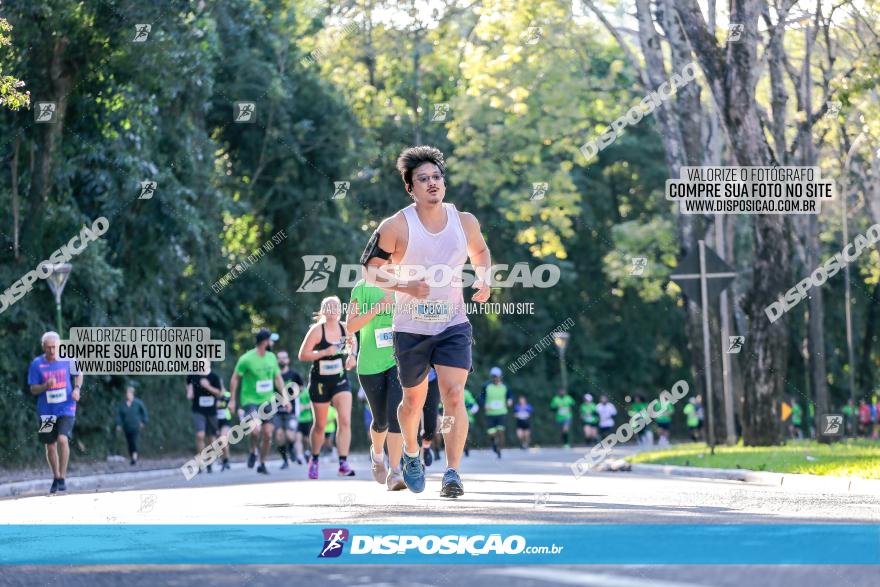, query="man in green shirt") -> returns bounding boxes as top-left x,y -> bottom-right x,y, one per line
580,393 -> 598,444
628,395 -> 652,446
550,388 -> 576,448
653,395 -> 674,446
683,397 -> 701,441
788,396 -> 803,440
295,387 -> 313,462
347,279 -> 406,490
480,367 -> 512,458
229,328 -> 285,475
